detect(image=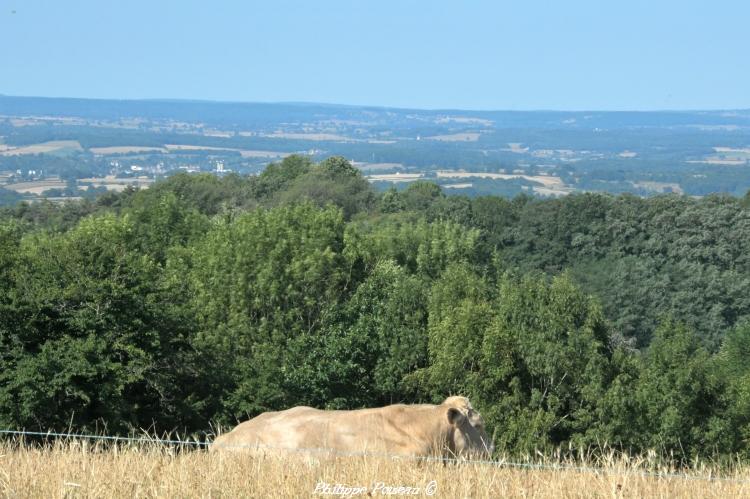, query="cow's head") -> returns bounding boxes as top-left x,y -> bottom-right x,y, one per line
444,396 -> 494,458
